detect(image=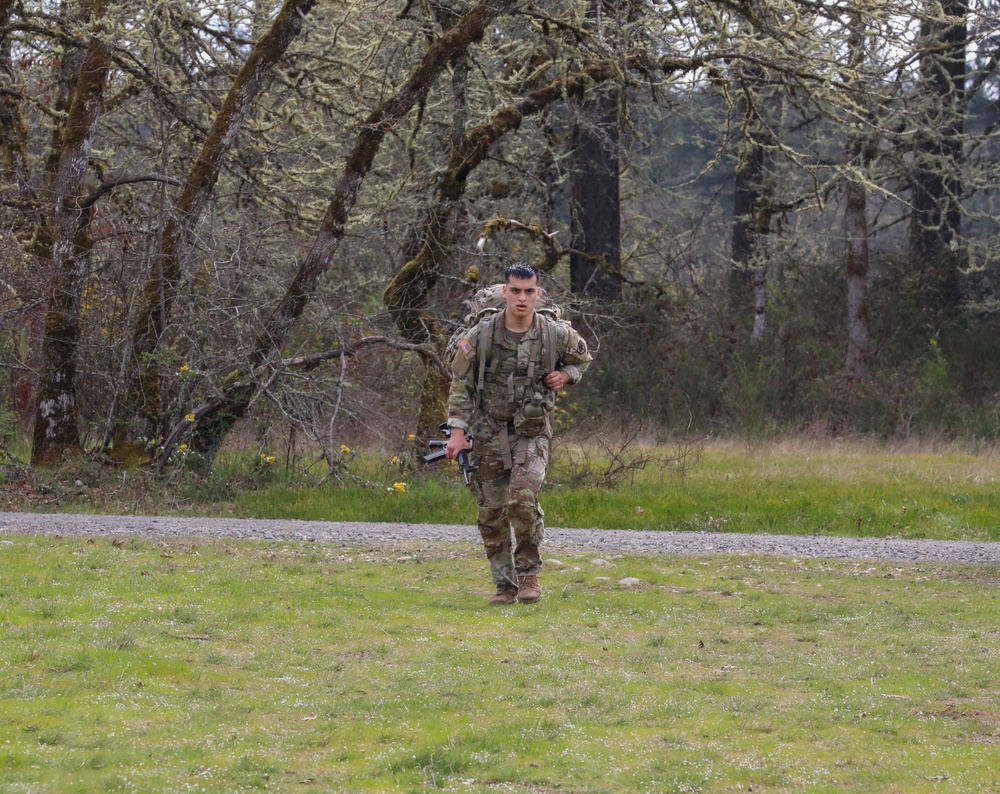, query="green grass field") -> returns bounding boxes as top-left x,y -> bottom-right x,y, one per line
1,532 -> 998,793
3,440 -> 1000,791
